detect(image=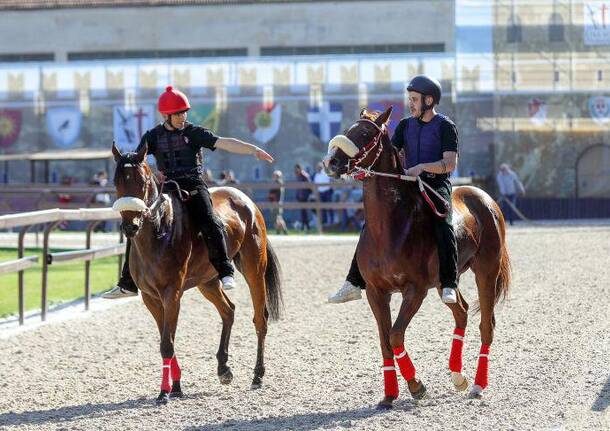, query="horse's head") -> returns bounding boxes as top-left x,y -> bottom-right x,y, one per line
323,106 -> 393,179
111,142 -> 154,238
